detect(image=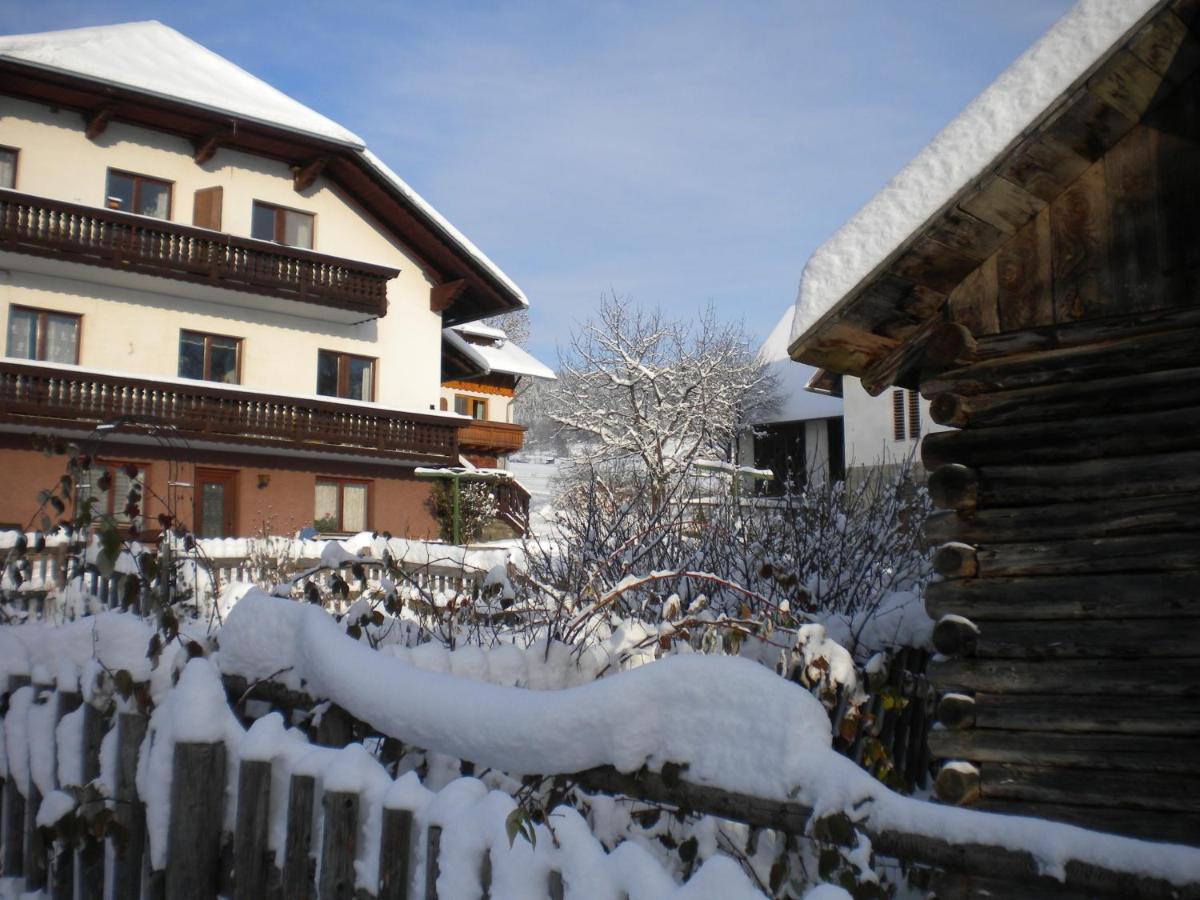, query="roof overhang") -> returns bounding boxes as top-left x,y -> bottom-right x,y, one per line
788,0 -> 1197,393
0,58 -> 526,325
